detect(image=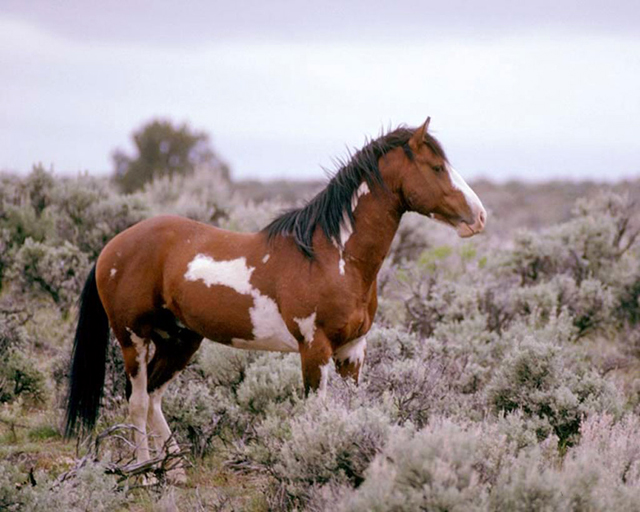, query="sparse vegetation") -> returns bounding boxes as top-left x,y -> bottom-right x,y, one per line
1,161 -> 640,510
